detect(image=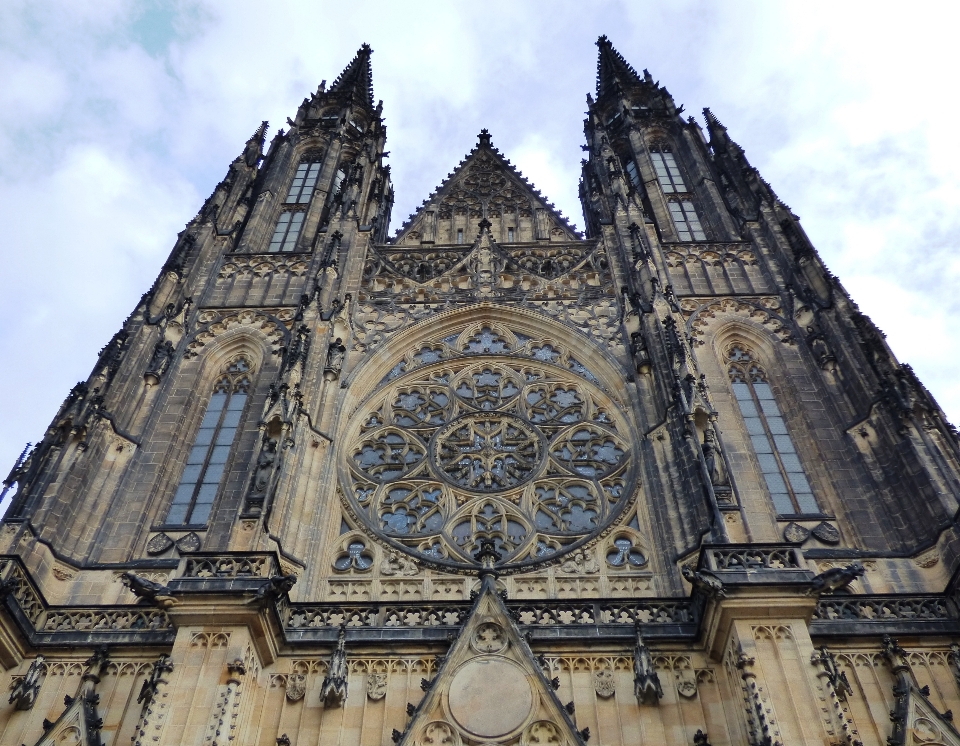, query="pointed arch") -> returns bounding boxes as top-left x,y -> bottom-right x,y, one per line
712,330 -> 820,516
